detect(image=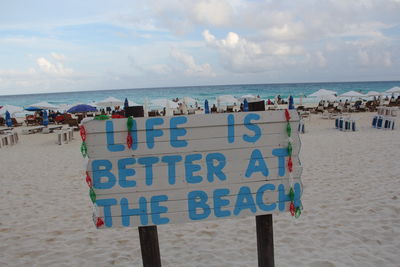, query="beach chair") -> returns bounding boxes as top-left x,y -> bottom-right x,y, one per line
321,111 -> 330,119
25,115 -> 37,126
56,128 -> 74,145
11,118 -> 23,127
66,118 -> 79,127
